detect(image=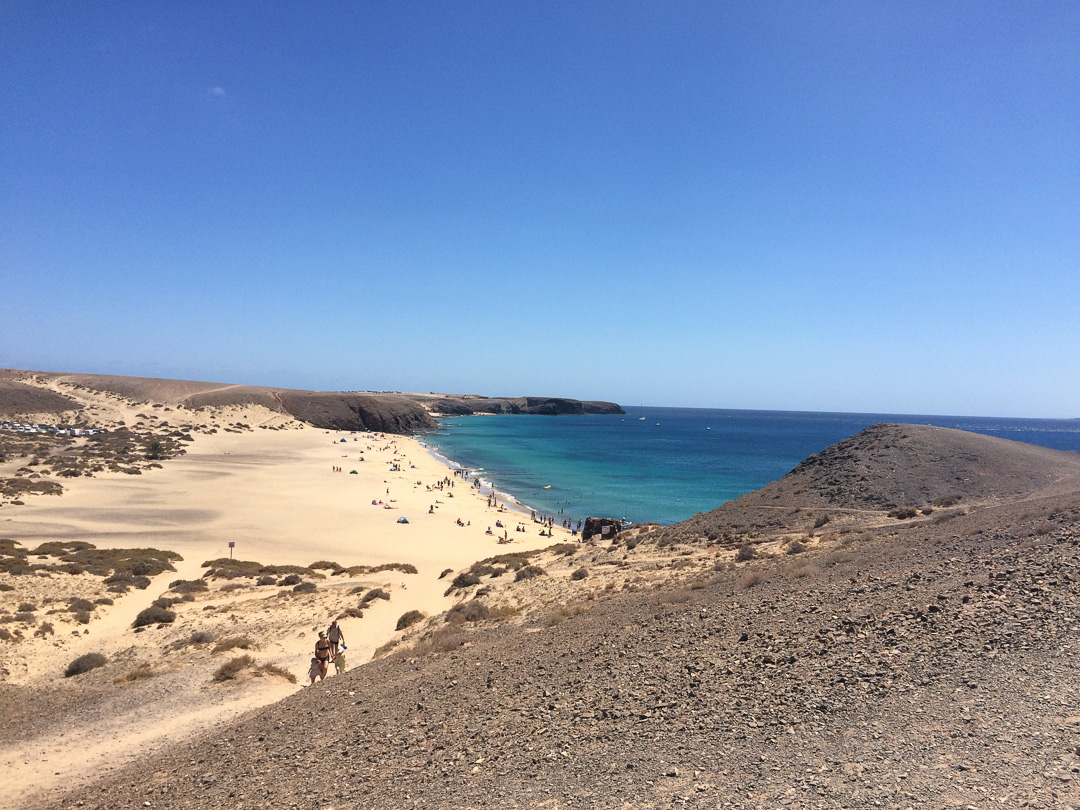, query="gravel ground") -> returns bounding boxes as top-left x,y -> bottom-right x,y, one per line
28,423 -> 1080,809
